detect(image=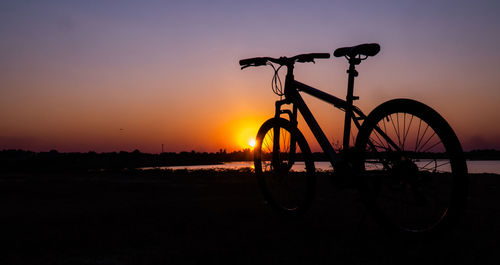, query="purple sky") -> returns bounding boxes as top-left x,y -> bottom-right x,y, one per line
1,0 -> 499,152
